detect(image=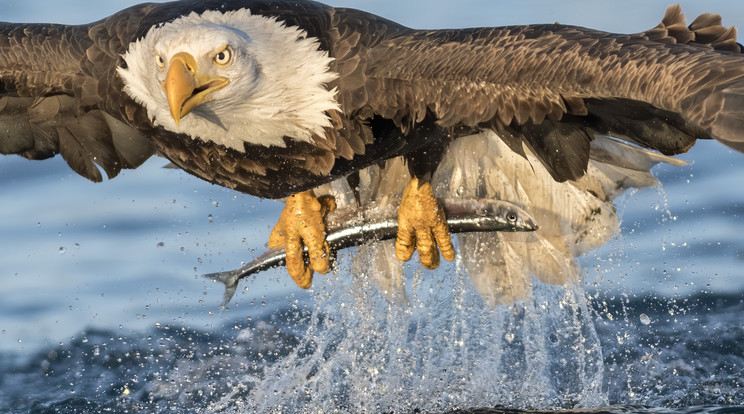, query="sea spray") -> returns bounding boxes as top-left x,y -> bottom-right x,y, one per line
238,253 -> 607,412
